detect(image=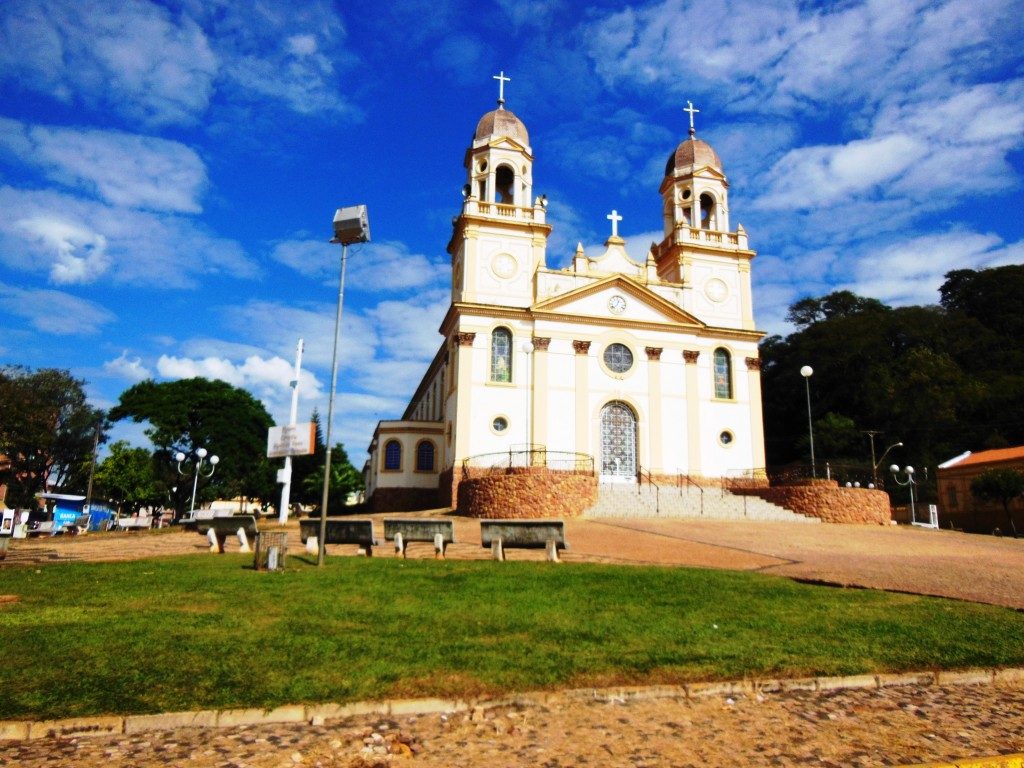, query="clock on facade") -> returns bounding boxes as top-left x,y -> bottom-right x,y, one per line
491,252 -> 517,279
608,295 -> 627,314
